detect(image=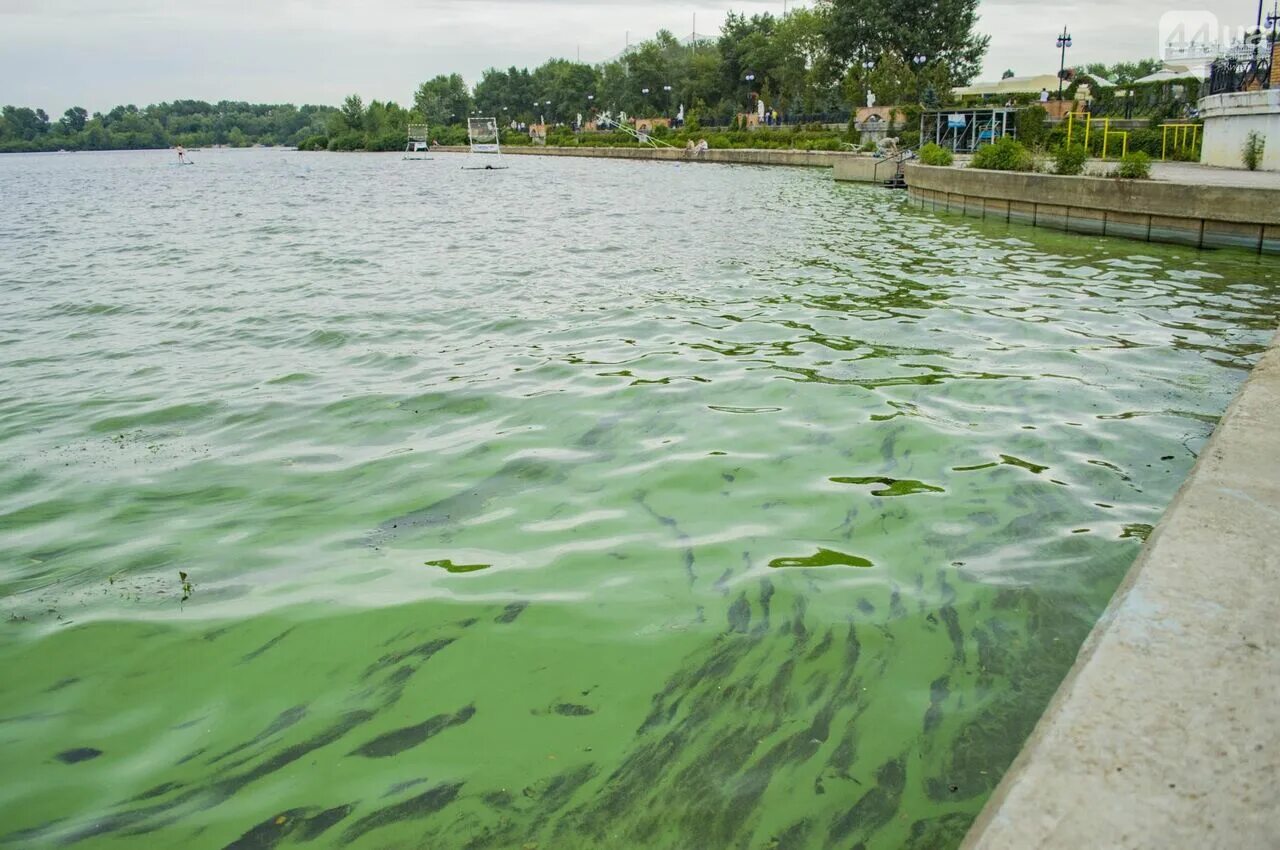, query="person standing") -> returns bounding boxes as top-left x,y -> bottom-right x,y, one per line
176,144 -> 187,164
1039,88 -> 1050,104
